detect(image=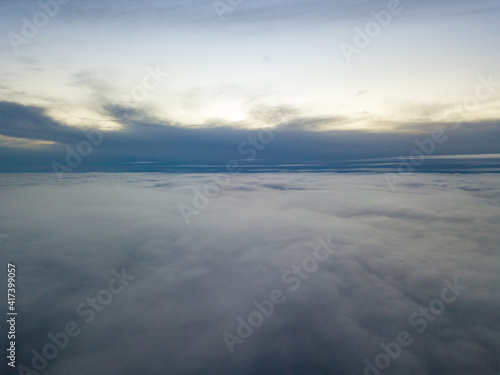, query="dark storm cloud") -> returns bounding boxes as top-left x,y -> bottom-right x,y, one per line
0,101 -> 82,143
1,101 -> 500,173
0,173 -> 499,374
